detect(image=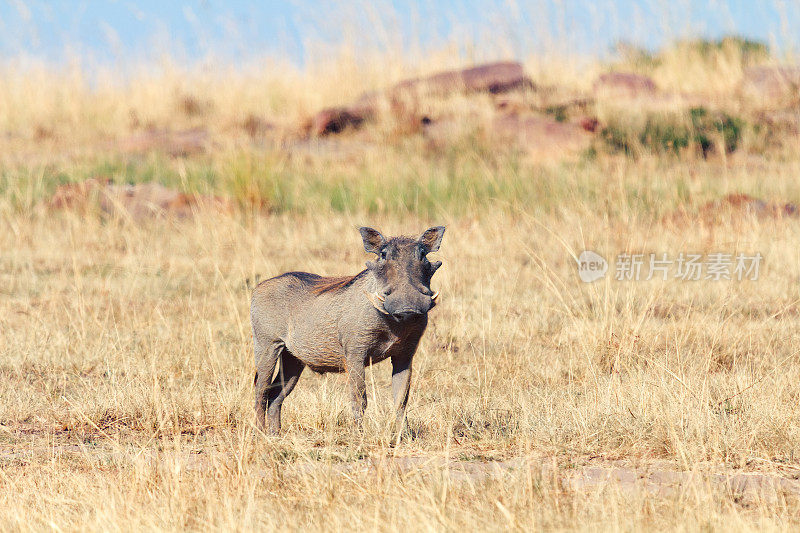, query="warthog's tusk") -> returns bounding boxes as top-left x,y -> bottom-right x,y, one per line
364,290 -> 390,314
431,291 -> 439,301
375,292 -> 385,302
